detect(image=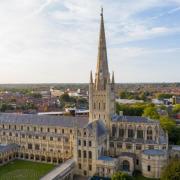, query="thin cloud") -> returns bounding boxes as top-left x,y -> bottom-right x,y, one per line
0,0 -> 180,83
